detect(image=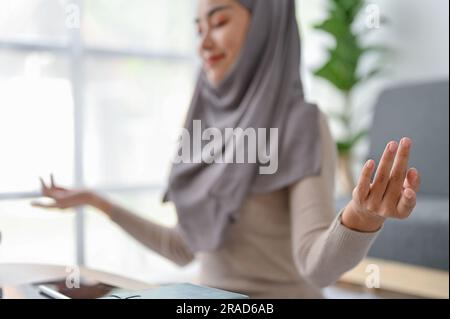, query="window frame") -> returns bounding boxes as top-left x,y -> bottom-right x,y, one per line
0,0 -> 195,265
